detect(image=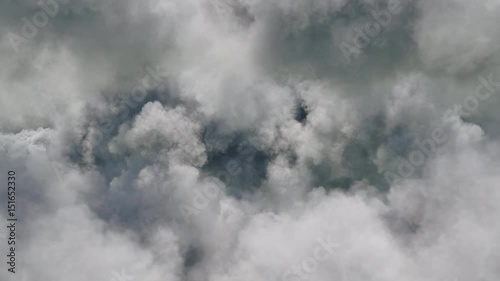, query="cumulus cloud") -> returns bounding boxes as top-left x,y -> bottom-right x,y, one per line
0,0 -> 500,281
